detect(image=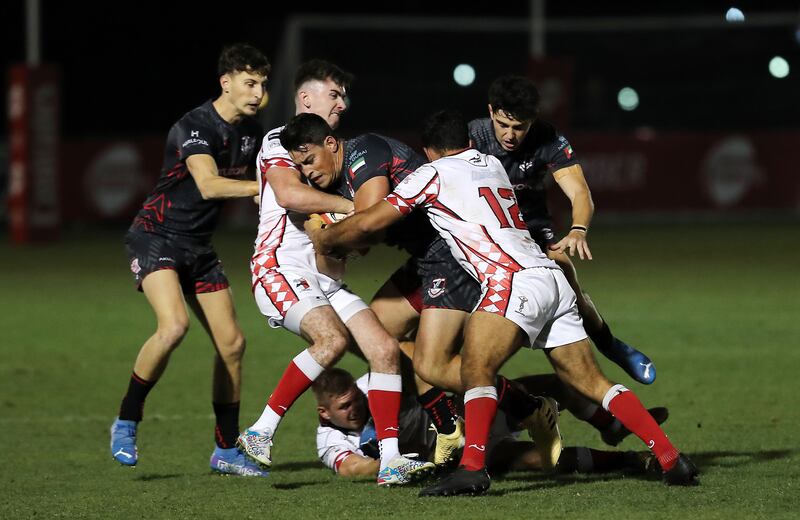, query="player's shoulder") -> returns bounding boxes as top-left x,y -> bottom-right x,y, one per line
526,120 -> 561,149
261,125 -> 288,152
259,125 -> 296,169
349,133 -> 392,154
468,118 -> 493,140
175,100 -> 216,129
